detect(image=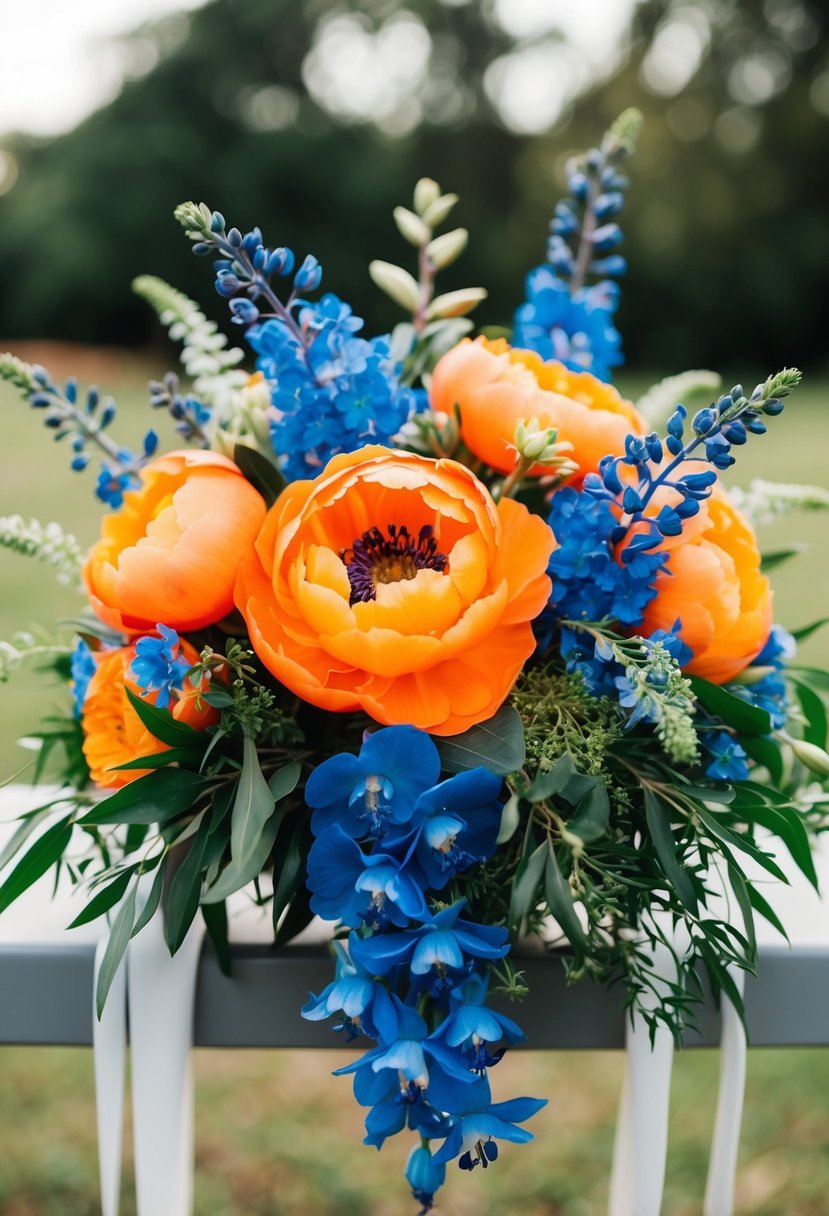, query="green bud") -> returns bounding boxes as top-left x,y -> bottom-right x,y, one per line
426,287 -> 487,321
413,177 -> 441,216
0,353 -> 37,393
426,228 -> 468,270
393,206 -> 430,247
421,193 -> 459,229
790,737 -> 829,777
368,261 -> 422,313
606,107 -> 643,157
174,200 -> 212,238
